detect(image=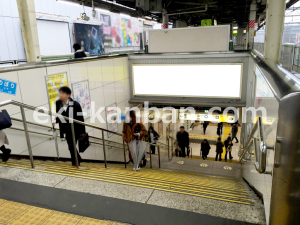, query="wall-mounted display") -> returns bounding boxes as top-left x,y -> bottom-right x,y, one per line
74,23 -> 105,54
45,72 -> 68,113
72,80 -> 91,119
106,103 -> 118,138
